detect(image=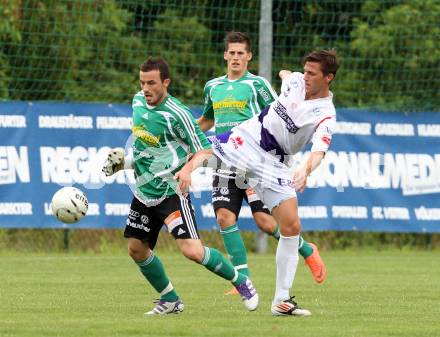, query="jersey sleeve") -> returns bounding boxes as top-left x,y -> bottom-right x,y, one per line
311,115 -> 336,153
202,83 -> 214,120
280,72 -> 305,105
131,92 -> 146,125
173,107 -> 212,153
255,77 -> 278,108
